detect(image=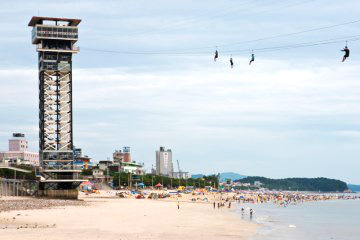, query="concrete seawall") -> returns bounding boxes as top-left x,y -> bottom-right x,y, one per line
37,189 -> 78,199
